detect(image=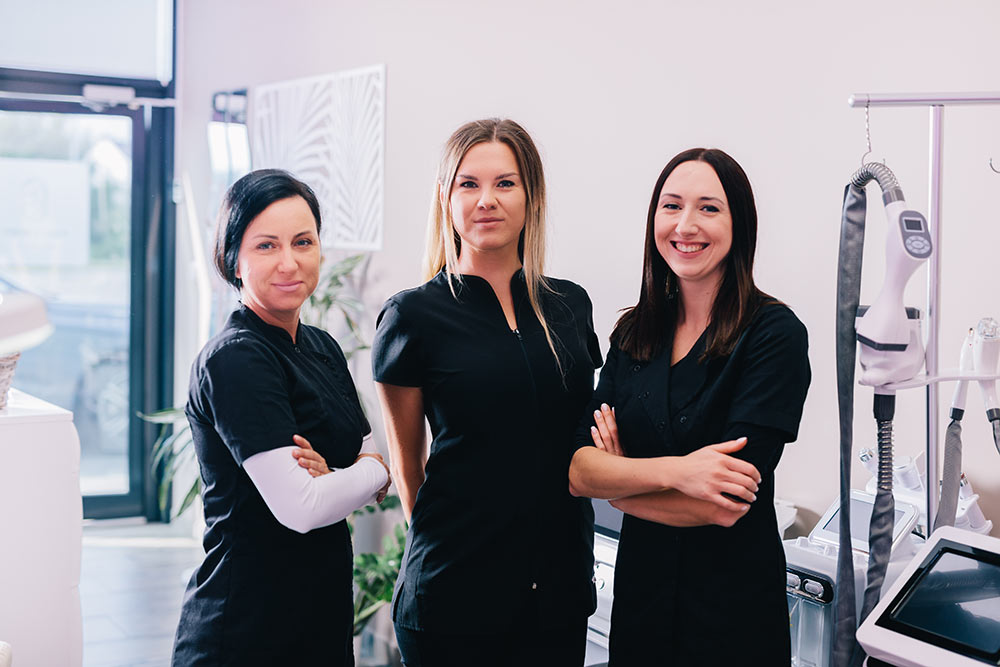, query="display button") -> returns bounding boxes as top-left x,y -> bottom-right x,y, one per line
803,580 -> 824,596
786,572 -> 801,589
